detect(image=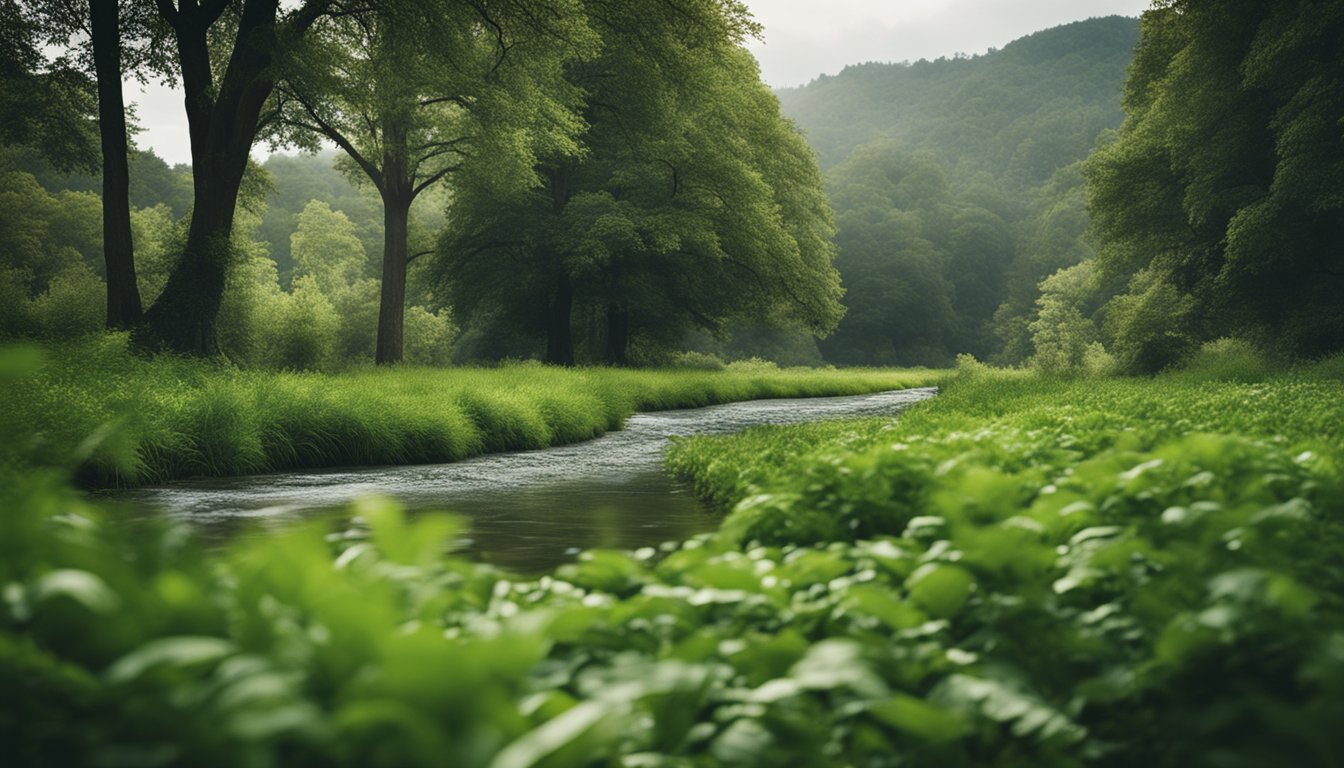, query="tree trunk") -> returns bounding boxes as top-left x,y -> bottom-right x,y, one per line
605,304 -> 629,366
541,166 -> 575,365
138,0 -> 283,356
545,271 -> 575,365
89,0 -> 141,329
376,189 -> 411,364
